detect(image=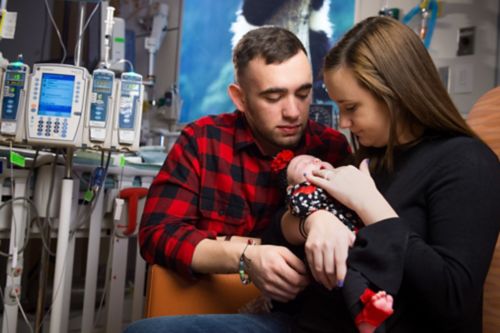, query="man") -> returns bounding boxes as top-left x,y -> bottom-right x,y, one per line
128,26 -> 350,332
